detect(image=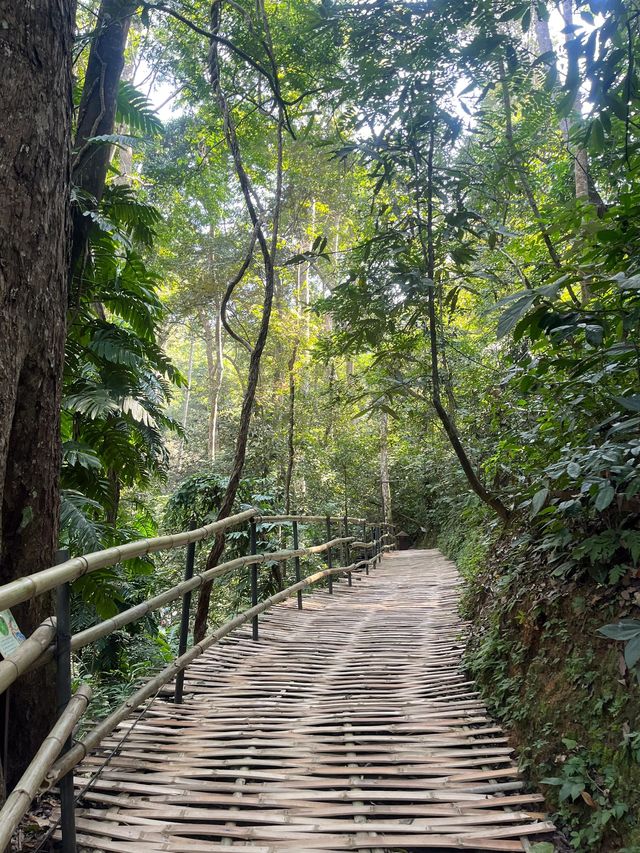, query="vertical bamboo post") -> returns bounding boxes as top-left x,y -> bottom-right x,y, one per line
250,520 -> 259,641
293,520 -> 302,609
326,516 -> 333,595
174,530 -> 196,704
55,549 -> 76,853
344,515 -> 351,586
